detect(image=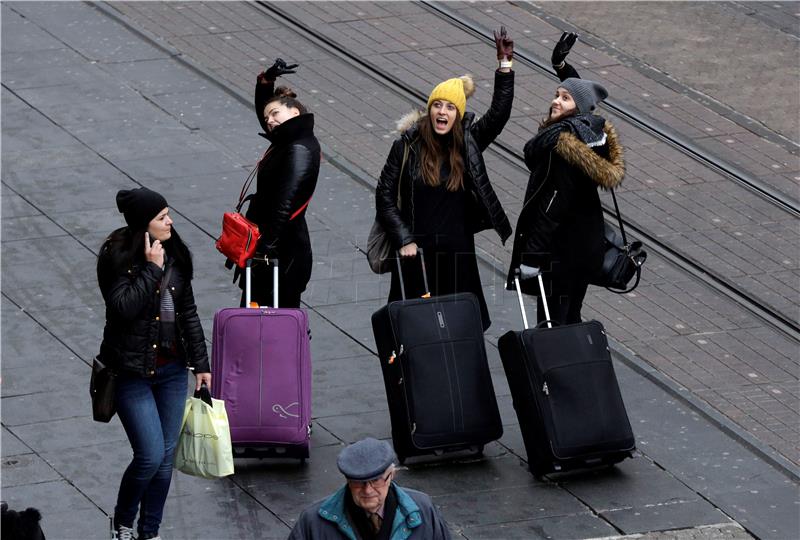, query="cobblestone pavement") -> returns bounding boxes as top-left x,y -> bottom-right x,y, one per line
103,0 -> 799,470
539,0 -> 800,144
2,2 -> 798,539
